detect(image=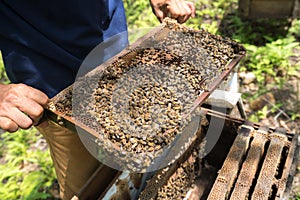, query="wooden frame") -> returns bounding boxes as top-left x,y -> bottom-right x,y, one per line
239,0 -> 300,18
